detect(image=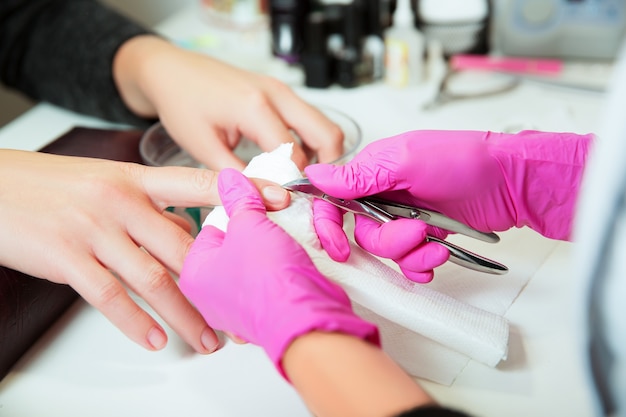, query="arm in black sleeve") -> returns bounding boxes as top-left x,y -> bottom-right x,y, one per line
0,0 -> 156,127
